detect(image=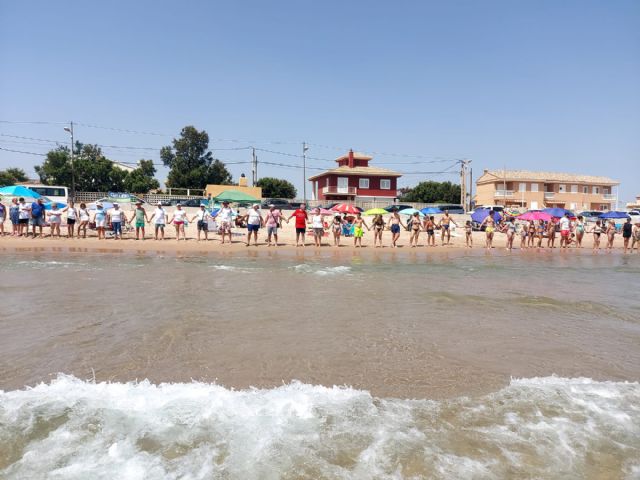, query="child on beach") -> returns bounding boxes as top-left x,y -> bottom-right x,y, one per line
330,214 -> 344,246
352,212 -> 369,248
464,220 -> 473,248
